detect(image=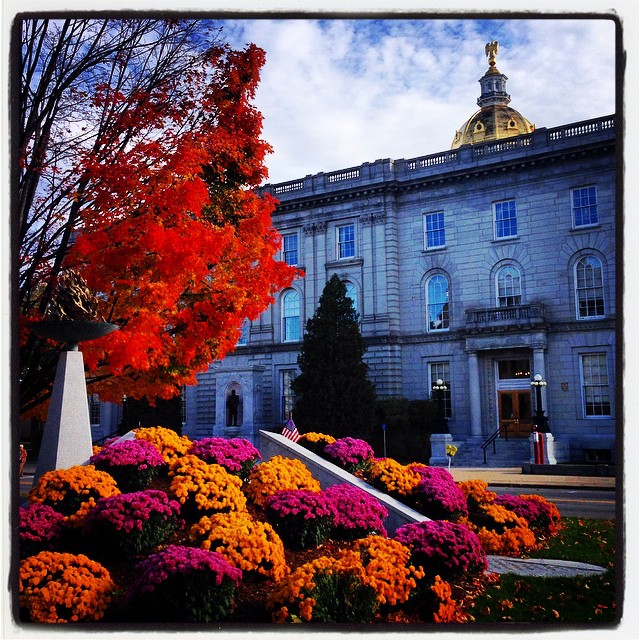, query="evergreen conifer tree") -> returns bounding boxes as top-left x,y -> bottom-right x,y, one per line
291,274 -> 376,439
